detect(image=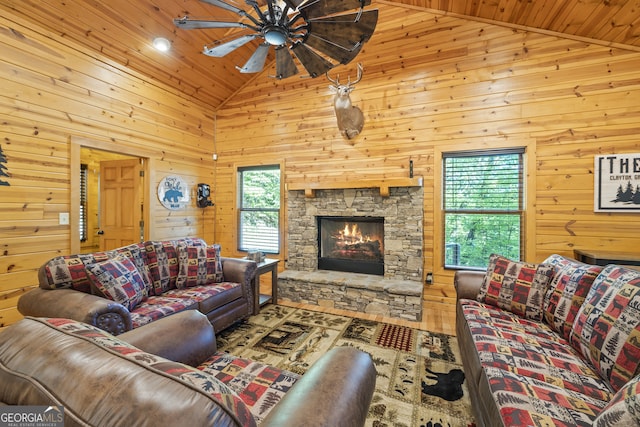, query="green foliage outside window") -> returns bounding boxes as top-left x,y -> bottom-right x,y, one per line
239,166 -> 280,253
444,151 -> 524,269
